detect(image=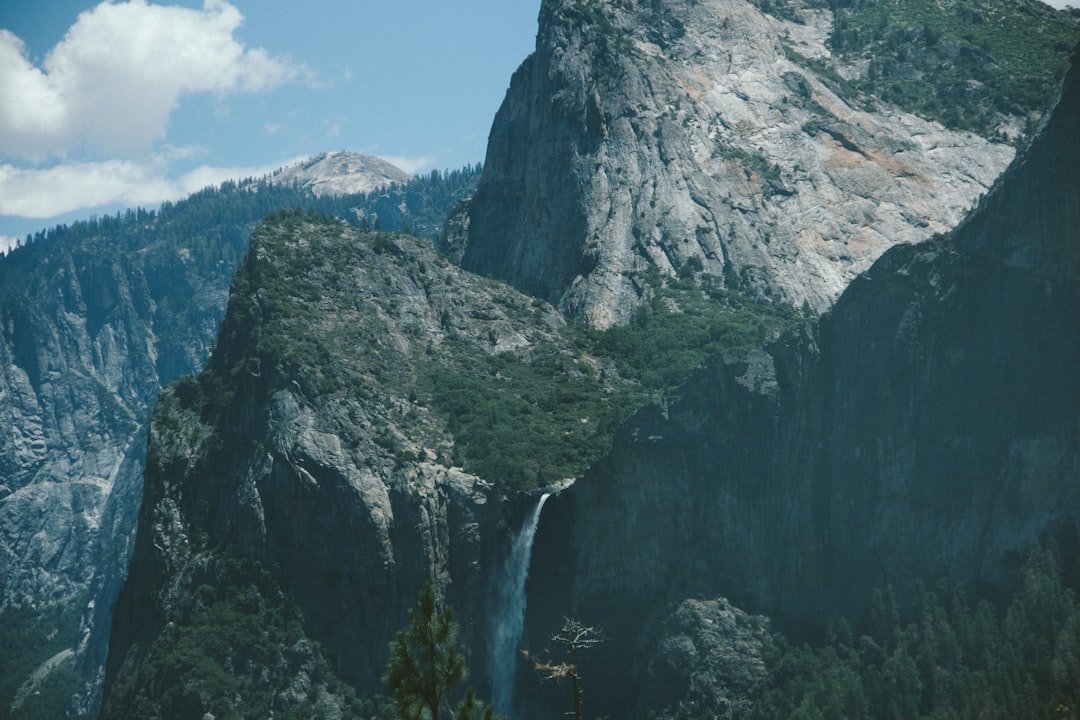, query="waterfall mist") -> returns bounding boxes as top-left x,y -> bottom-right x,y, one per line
489,492 -> 551,715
